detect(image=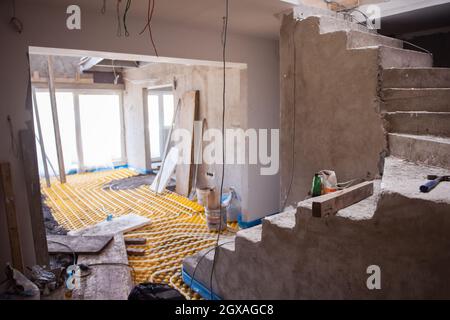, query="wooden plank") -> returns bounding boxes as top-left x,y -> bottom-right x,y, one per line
72,234 -> 133,300
0,163 -> 24,272
312,181 -> 374,218
124,237 -> 146,245
126,248 -> 146,256
32,87 -> 51,187
47,235 -> 113,254
69,214 -> 151,236
19,129 -> 49,266
176,91 -> 199,196
47,56 -> 66,184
